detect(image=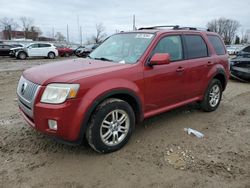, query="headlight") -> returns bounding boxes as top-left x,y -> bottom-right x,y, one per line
41,84 -> 79,104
